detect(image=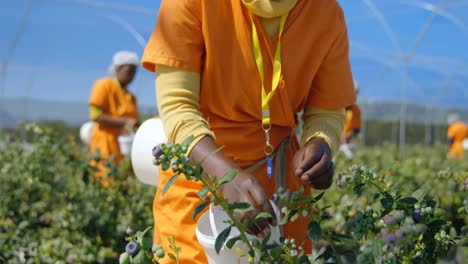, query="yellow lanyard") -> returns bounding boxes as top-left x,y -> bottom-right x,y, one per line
251,14 -> 288,156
